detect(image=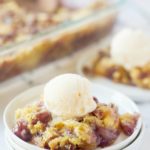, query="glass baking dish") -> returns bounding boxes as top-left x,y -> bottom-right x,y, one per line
0,0 -> 124,82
